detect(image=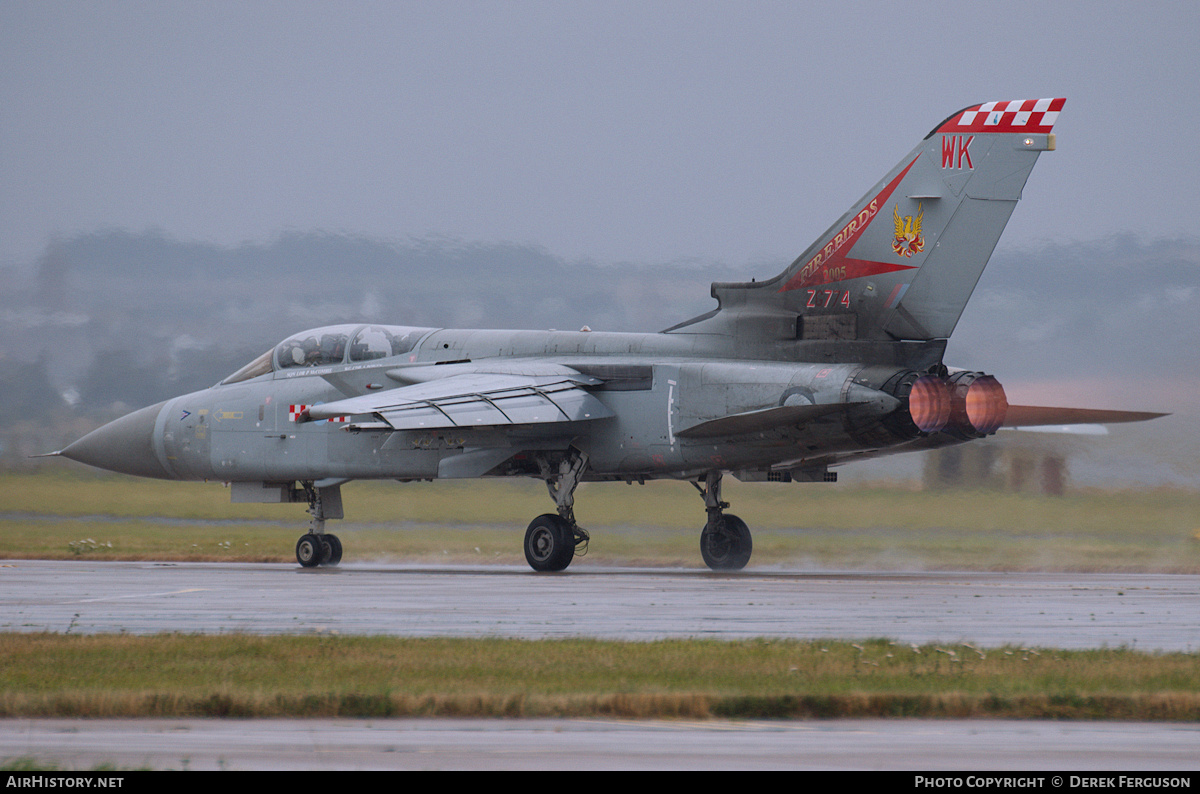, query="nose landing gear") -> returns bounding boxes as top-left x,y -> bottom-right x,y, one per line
295,483 -> 343,568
